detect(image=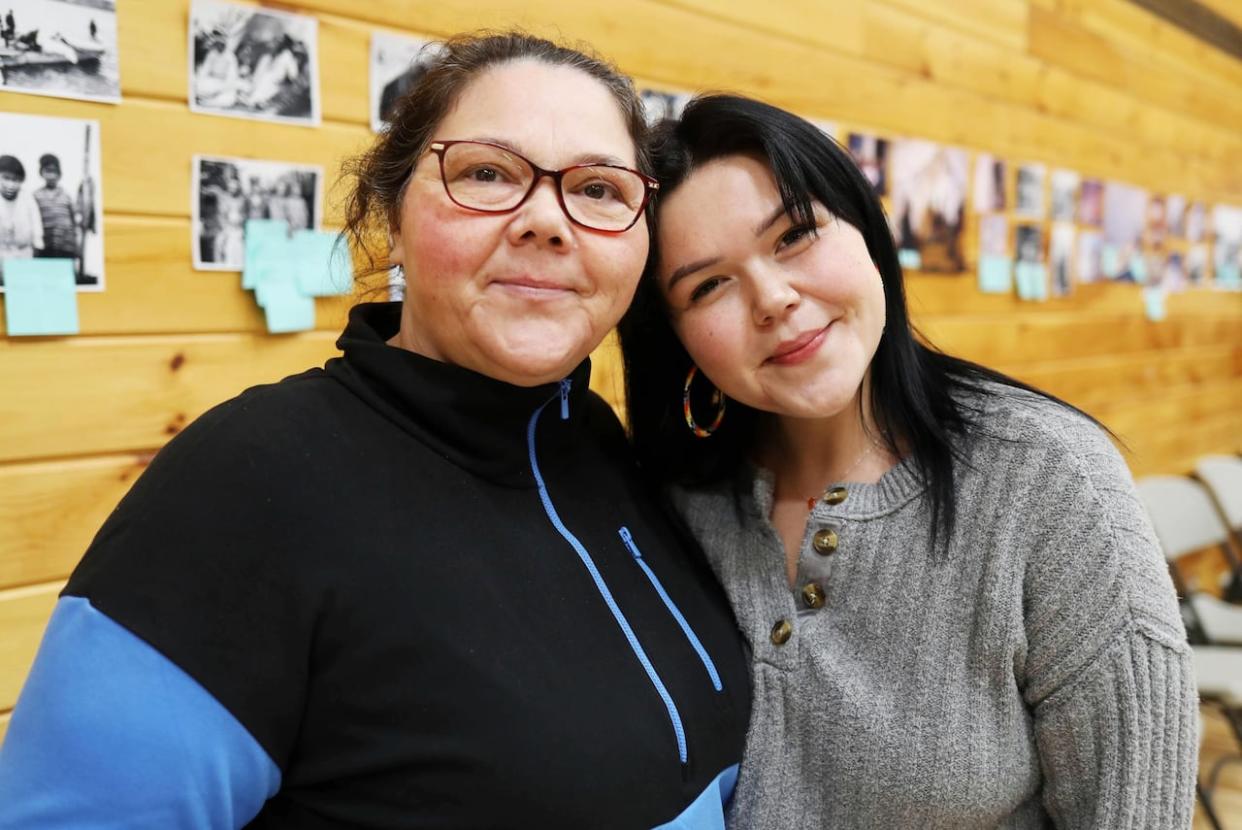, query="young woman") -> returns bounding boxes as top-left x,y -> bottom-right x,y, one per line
0,35 -> 750,829
620,94 -> 1197,828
